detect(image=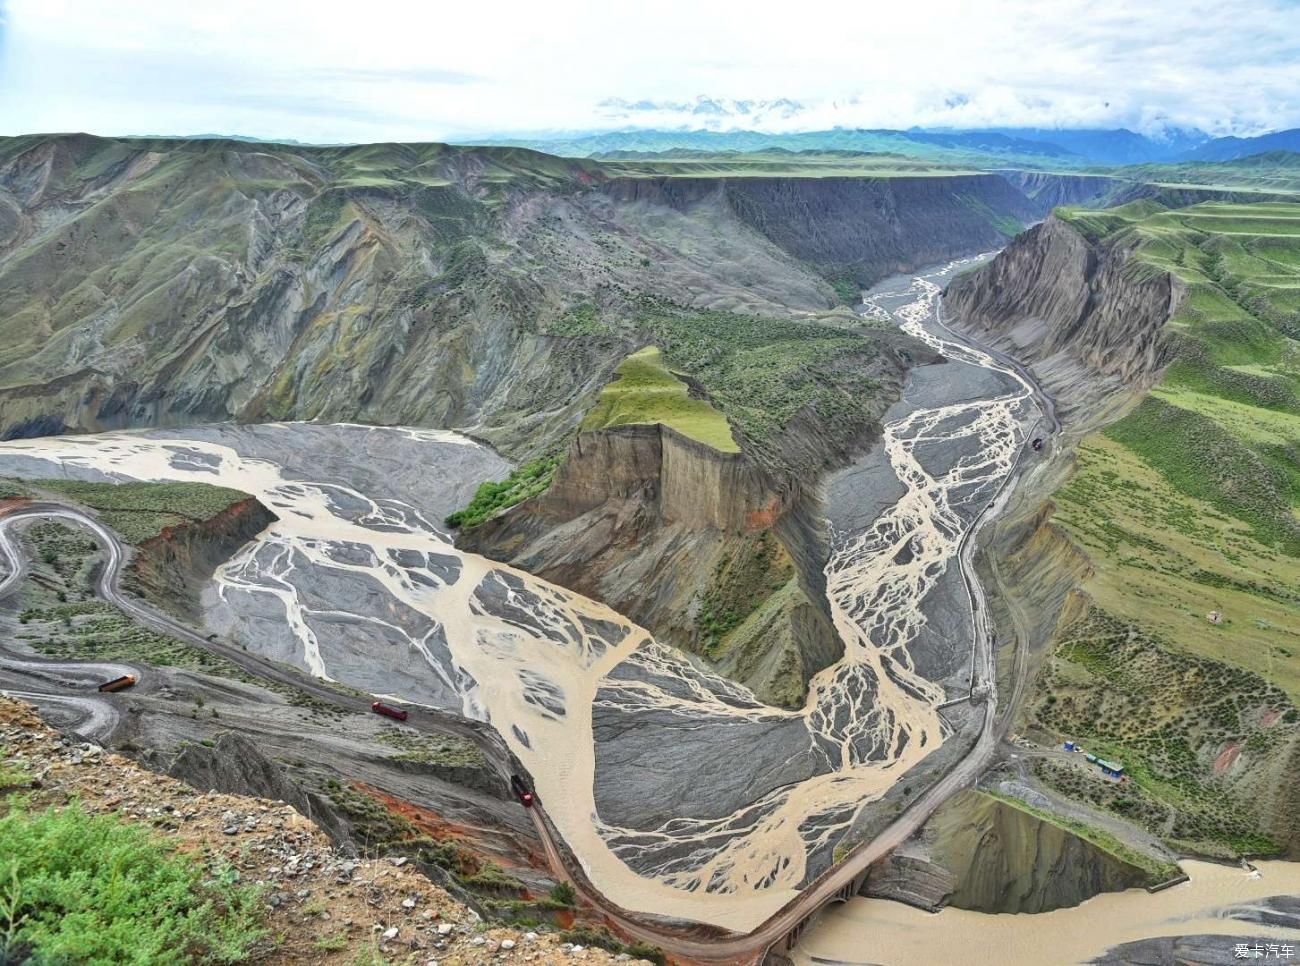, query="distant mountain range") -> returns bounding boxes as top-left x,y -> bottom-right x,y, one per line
1179,128 -> 1300,162
465,126 -> 1196,167
962,127 -> 1209,164
96,121 -> 1300,171
465,125 -> 1300,169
